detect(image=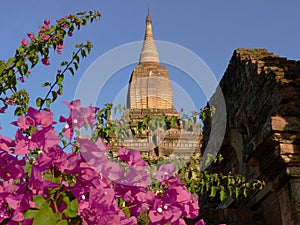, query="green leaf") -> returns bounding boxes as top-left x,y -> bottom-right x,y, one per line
6,58 -> 15,67
60,61 -> 68,66
41,82 -> 51,87
123,207 -> 131,218
209,186 -> 217,198
33,196 -> 47,209
86,41 -> 93,53
46,98 -> 52,108
43,171 -> 60,184
0,63 -> 6,75
62,139 -> 67,147
235,187 -> 240,199
33,203 -> 59,225
75,54 -> 80,64
75,129 -> 81,136
24,209 -> 38,219
75,43 -> 83,48
16,58 -> 24,68
63,199 -> 78,218
84,121 -> 89,130
220,187 -> 227,201
80,49 -> 87,58
73,62 -> 78,70
36,97 -> 44,107
243,187 -> 248,198
68,67 -> 74,76
14,107 -> 24,116
23,161 -> 32,177
56,220 -> 68,225
52,91 -> 58,102
58,84 -> 63,95
56,74 -> 64,84
179,167 -> 186,176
